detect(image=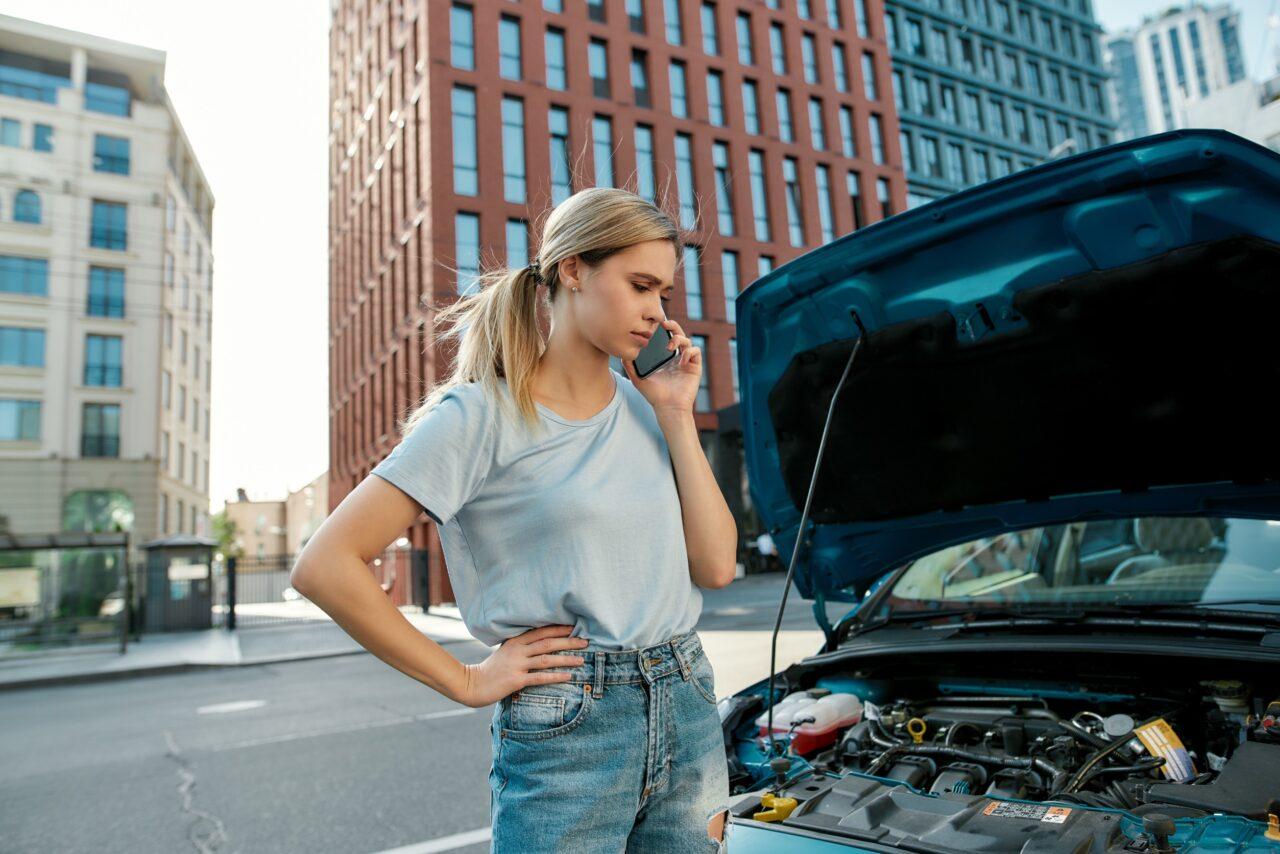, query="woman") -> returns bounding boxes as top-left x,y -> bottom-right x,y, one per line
291,187 -> 737,851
